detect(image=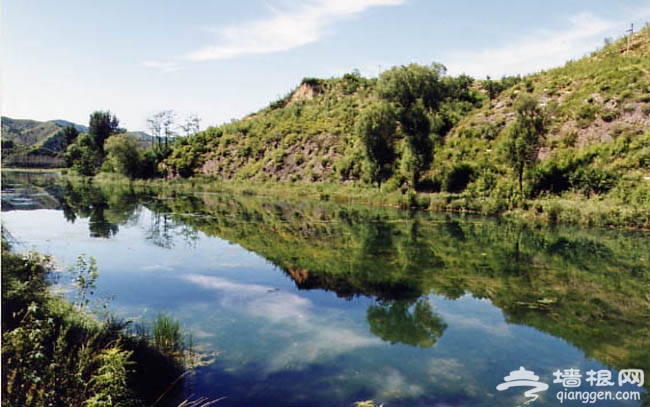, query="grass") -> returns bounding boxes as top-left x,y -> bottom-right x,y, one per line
0,235 -> 199,406
87,171 -> 650,230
